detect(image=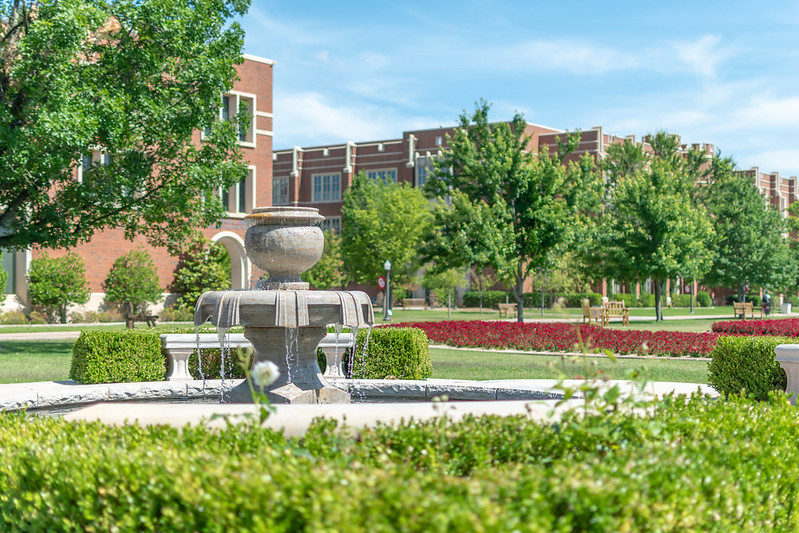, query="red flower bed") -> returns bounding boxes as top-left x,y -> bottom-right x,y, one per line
712,318 -> 799,337
385,321 -> 720,357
